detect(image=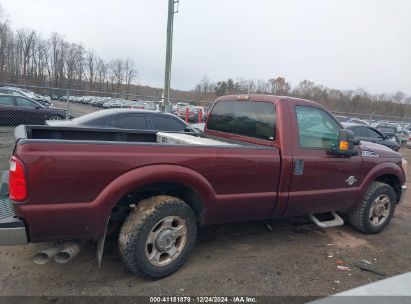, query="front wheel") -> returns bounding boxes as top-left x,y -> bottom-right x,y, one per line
48,115 -> 63,121
119,195 -> 197,279
348,181 -> 396,234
